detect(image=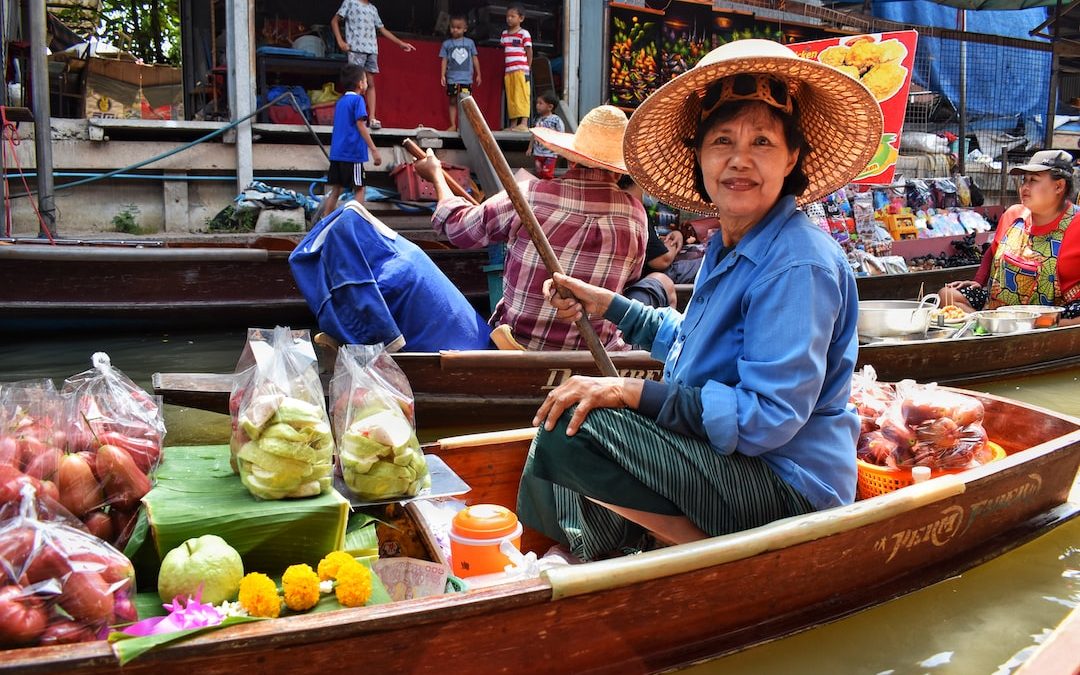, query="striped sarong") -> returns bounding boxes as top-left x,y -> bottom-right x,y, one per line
516,407 -> 813,561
